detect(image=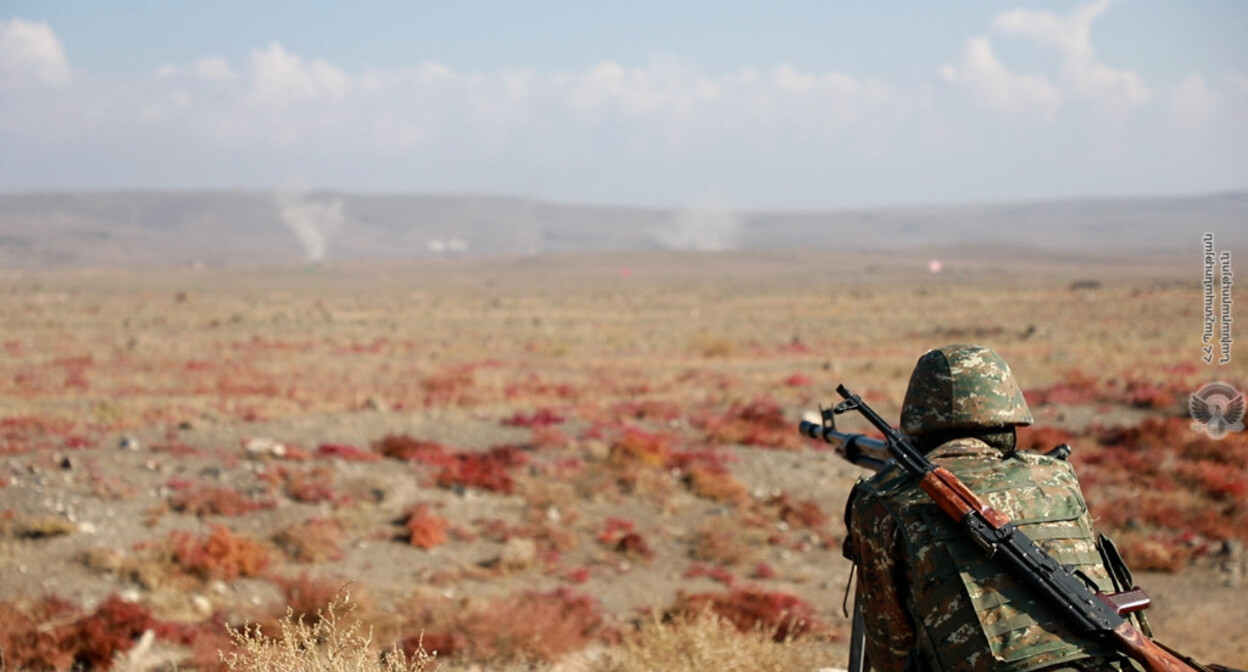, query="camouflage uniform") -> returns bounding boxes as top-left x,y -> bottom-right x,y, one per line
844,345 -> 1126,672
